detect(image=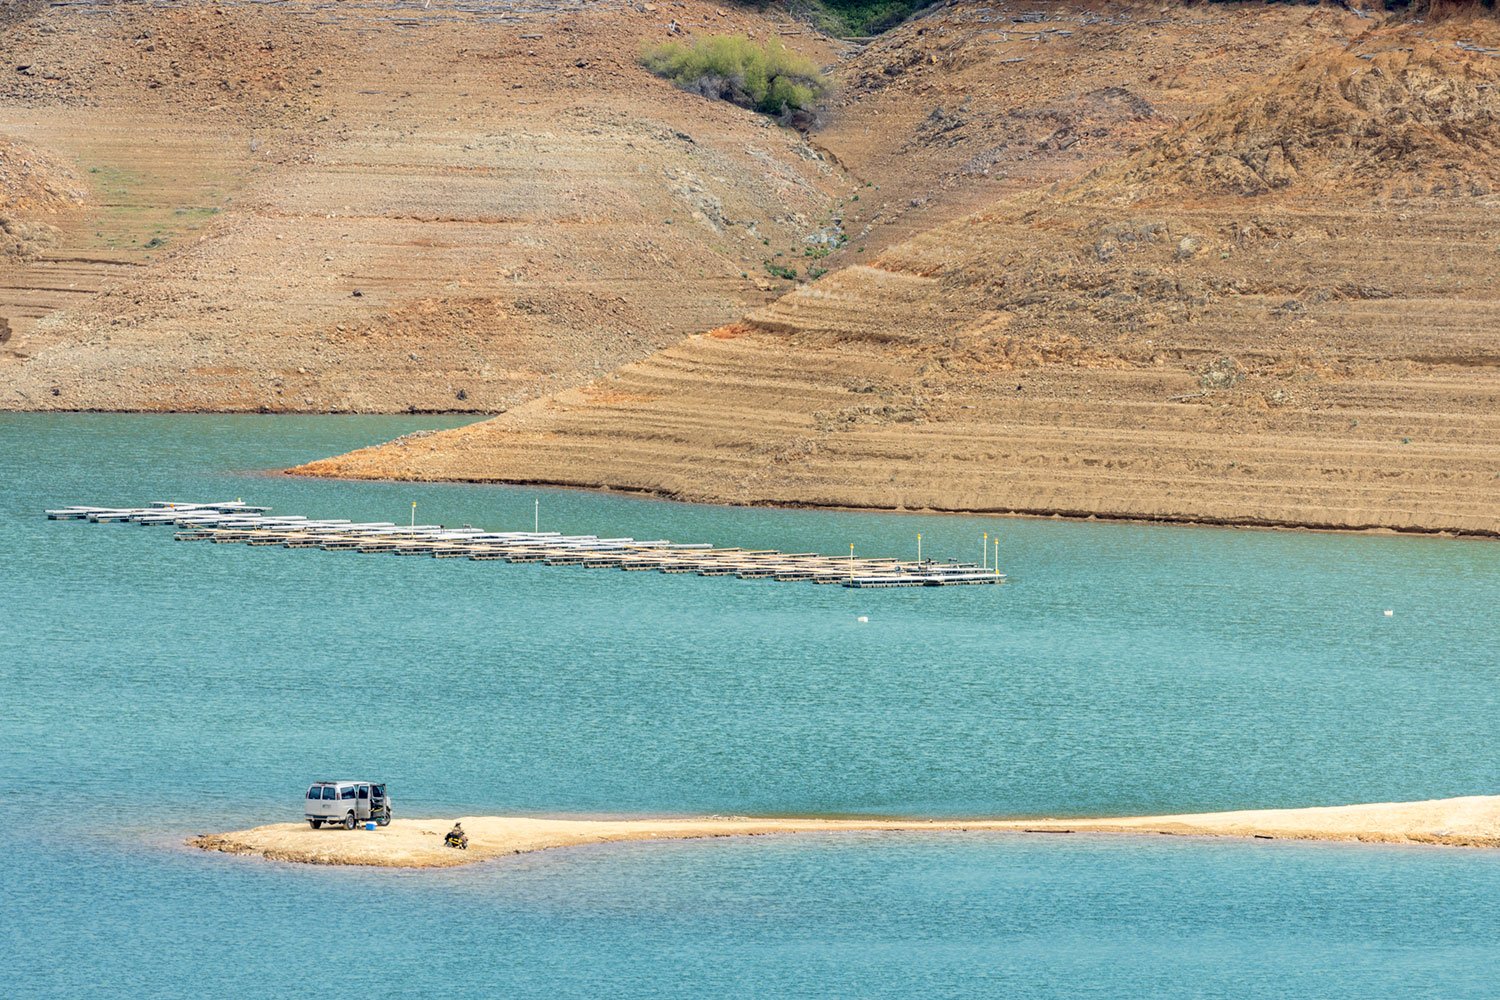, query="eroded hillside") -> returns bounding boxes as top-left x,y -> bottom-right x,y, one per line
301,2 -> 1500,536
0,135 -> 87,259
816,0 -> 1365,251
0,0 -> 850,411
